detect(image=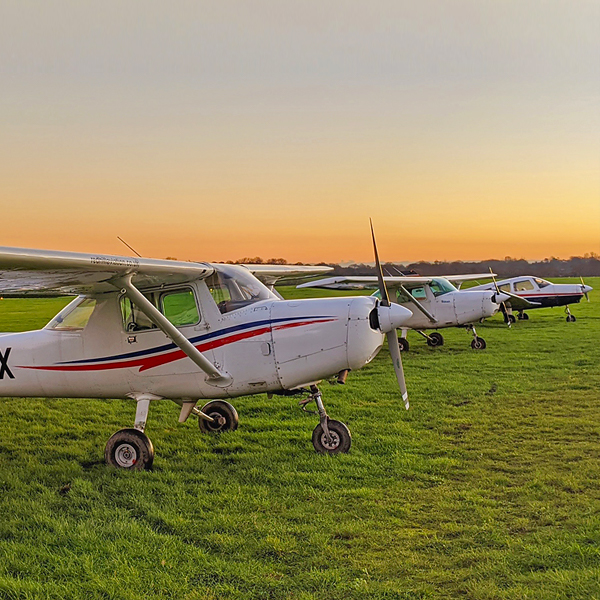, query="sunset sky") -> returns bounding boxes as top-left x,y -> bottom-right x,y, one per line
1,1 -> 598,264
